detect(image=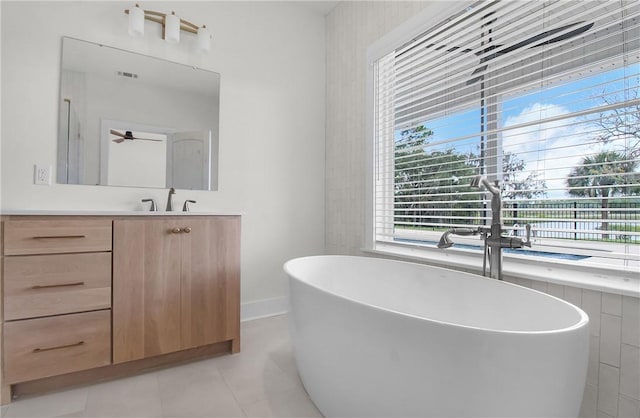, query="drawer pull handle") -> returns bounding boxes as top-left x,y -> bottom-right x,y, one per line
32,235 -> 86,239
183,227 -> 192,233
171,227 -> 182,234
31,281 -> 85,290
33,341 -> 85,353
